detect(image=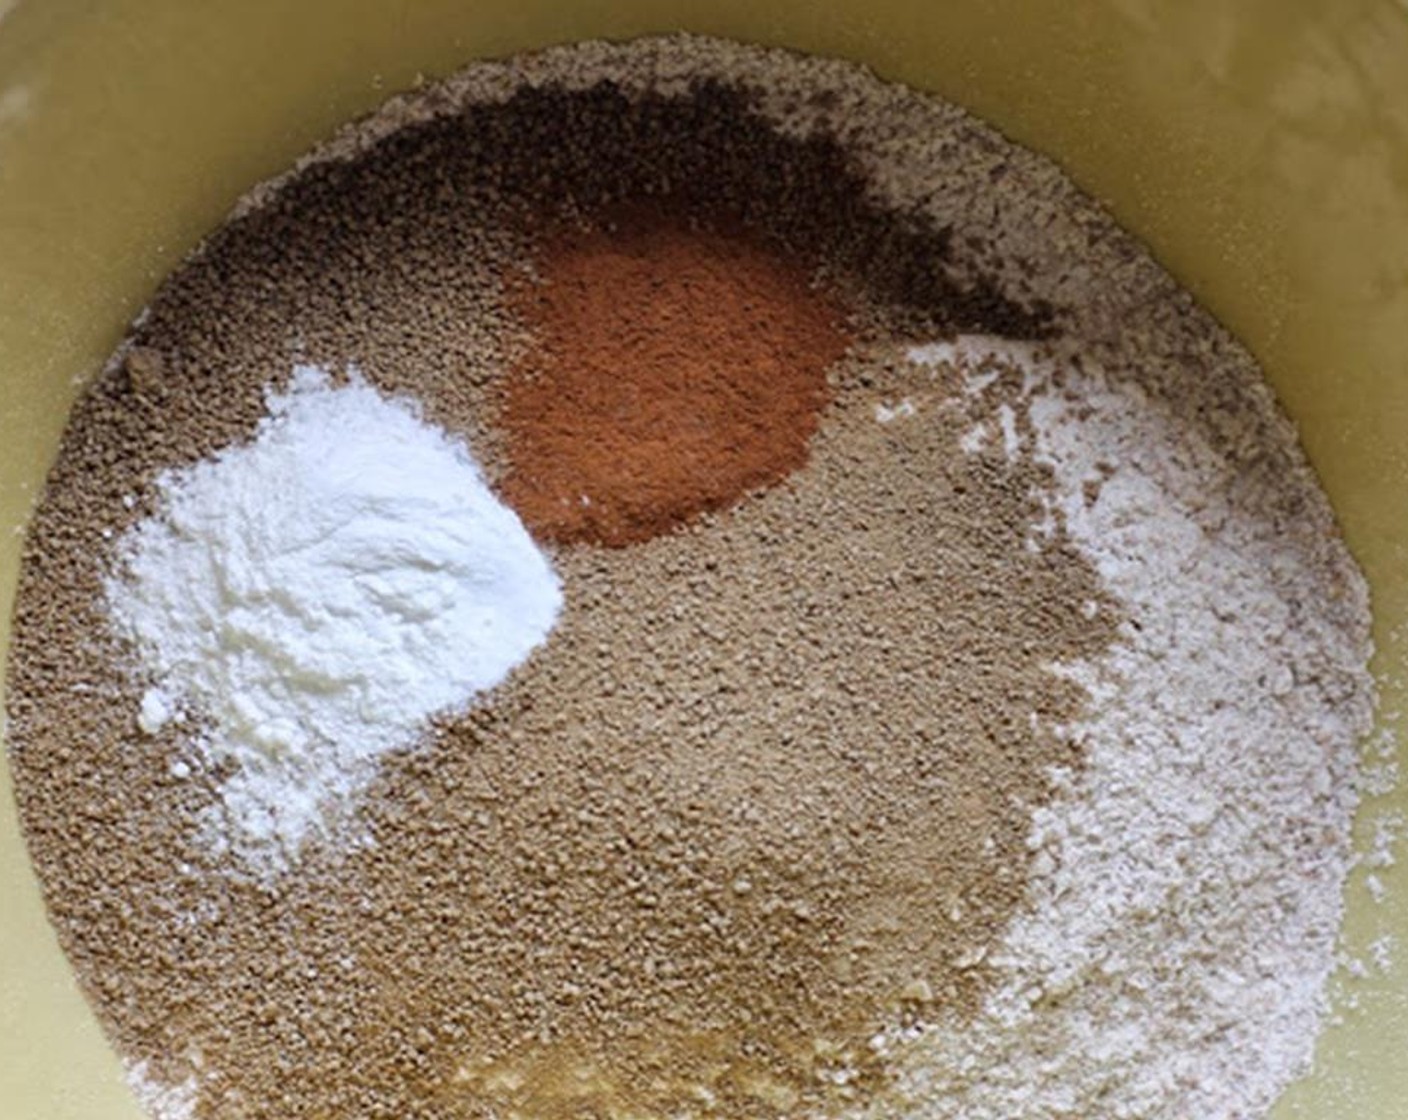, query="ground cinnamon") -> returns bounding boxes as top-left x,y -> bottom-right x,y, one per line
498,210 -> 850,547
